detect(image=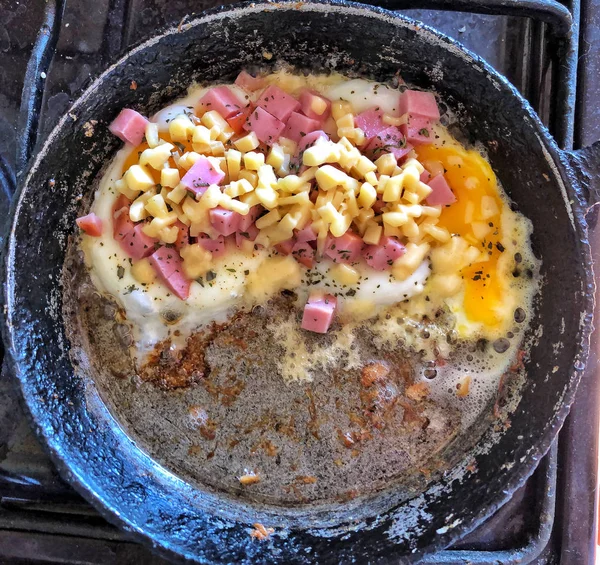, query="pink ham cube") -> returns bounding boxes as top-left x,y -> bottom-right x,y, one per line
149,247 -> 190,300
426,174 -> 456,206
372,194 -> 386,214
113,211 -> 134,240
76,213 -> 103,237
420,170 -> 432,184
363,236 -> 406,271
243,106 -> 285,145
364,126 -> 412,160
275,239 -> 294,255
120,224 -> 158,260
238,205 -> 262,232
109,109 -> 149,147
173,221 -> 190,250
301,293 -> 337,334
113,194 -> 131,216
295,224 -> 317,243
291,241 -> 315,268
297,130 -> 329,154
197,233 -> 226,257
324,231 -> 364,264
299,90 -> 331,122
282,112 -> 320,144
235,224 -> 259,249
197,86 -> 246,119
401,115 -> 434,145
399,89 -> 440,120
256,85 -> 301,122
209,207 -> 241,236
166,269 -> 192,301
235,70 -> 265,92
180,156 -> 225,196
355,108 -> 387,139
